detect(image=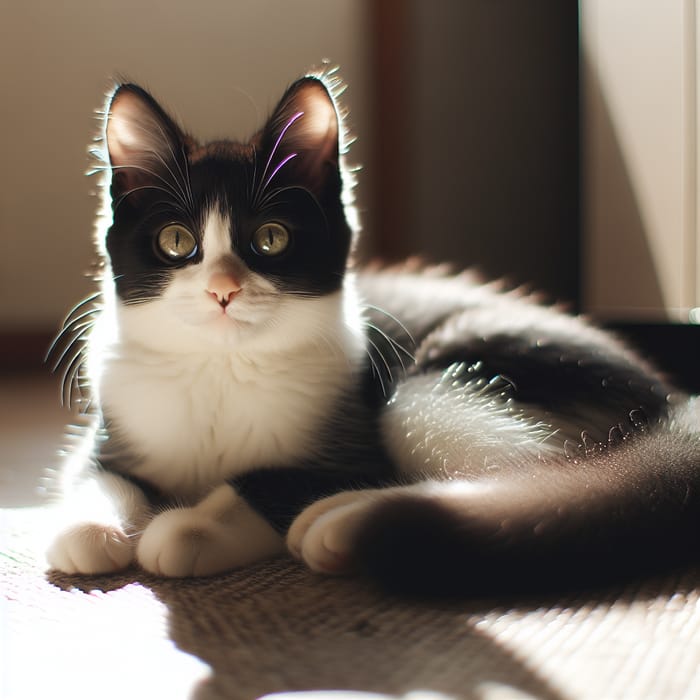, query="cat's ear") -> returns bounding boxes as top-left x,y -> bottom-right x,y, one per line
104,83 -> 188,203
259,77 -> 341,200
